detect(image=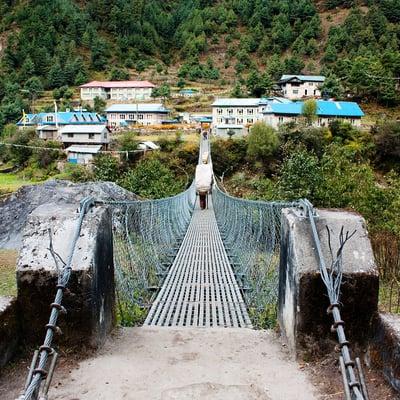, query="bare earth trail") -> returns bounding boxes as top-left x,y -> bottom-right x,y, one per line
49,326 -> 319,400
